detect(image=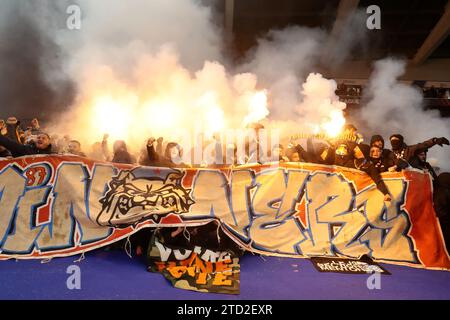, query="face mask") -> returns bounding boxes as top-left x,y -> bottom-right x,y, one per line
390,139 -> 402,150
